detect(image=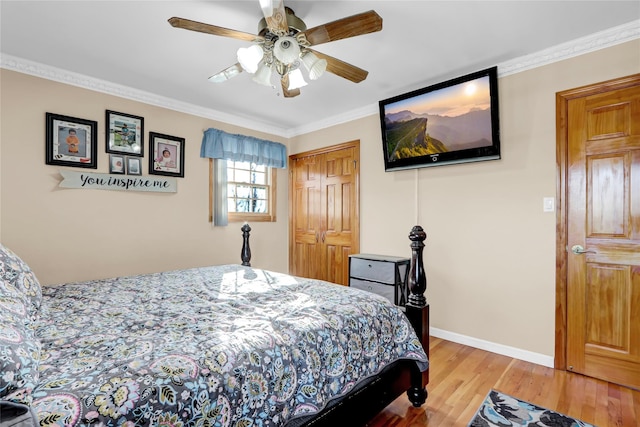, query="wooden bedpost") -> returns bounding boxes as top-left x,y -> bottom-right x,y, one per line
405,225 -> 429,406
241,222 -> 251,266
